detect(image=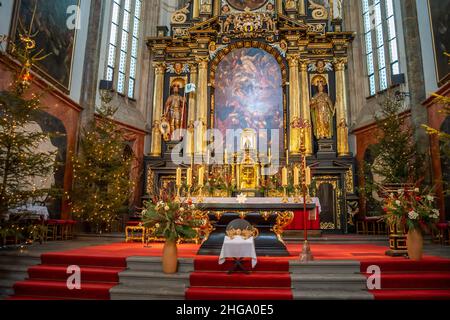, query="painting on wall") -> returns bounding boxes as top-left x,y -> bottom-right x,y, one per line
225,0 -> 268,11
214,47 -> 284,150
428,0 -> 450,85
11,0 -> 79,92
